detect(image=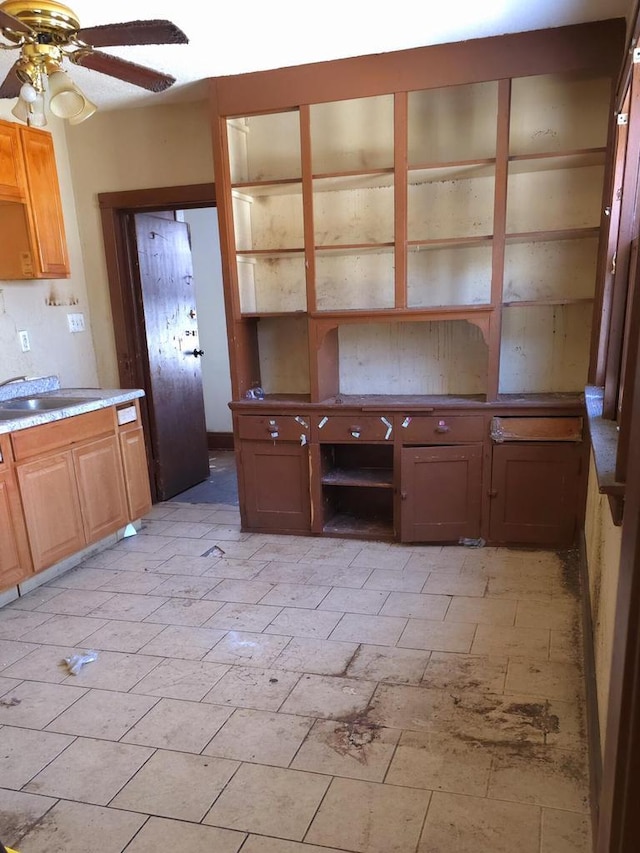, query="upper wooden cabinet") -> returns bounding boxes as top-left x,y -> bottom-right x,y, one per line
210,21 -> 624,405
0,120 -> 70,280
